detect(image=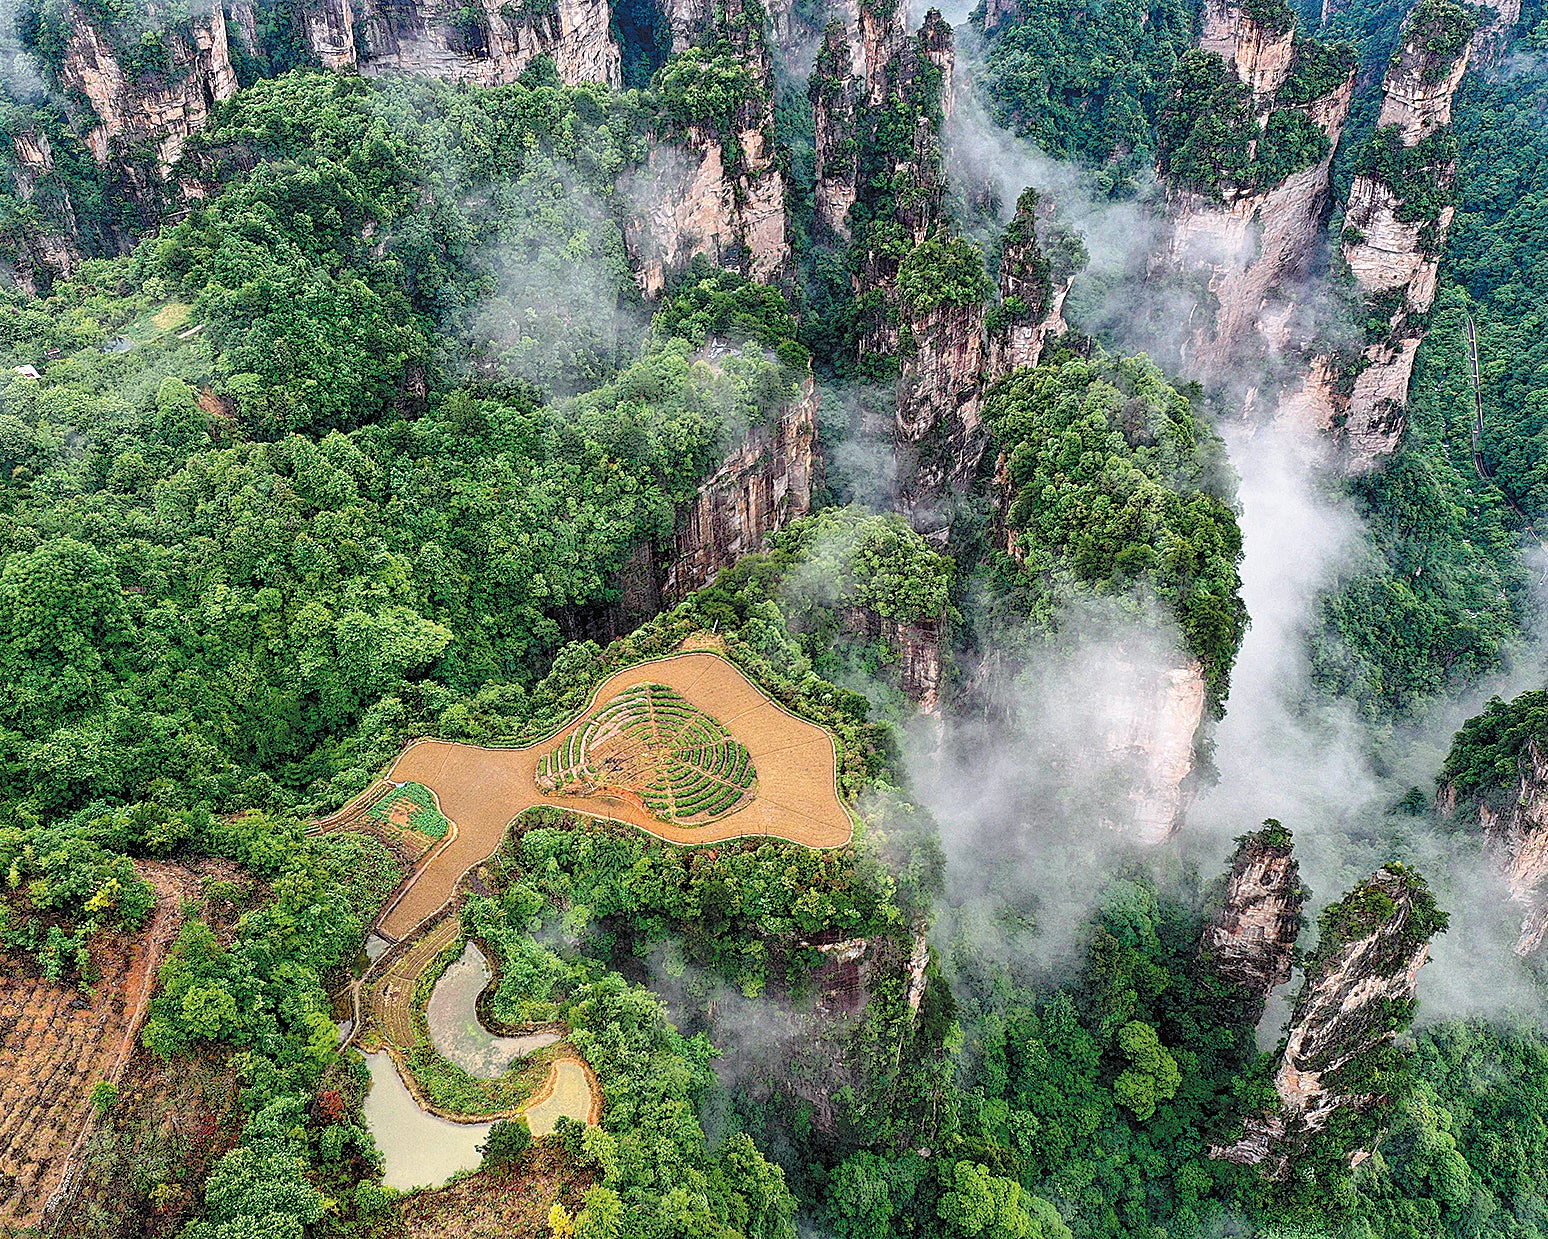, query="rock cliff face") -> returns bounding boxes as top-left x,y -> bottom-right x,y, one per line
1098,657 -> 1208,845
859,0 -> 910,107
894,295 -> 986,536
1201,821 -> 1305,1008
1198,0 -> 1293,97
1215,864 -> 1445,1170
849,5 -> 952,359
317,0 -> 621,88
1159,5 -> 1355,383
622,0 -> 787,295
7,129 -> 82,293
810,24 -> 859,240
1439,738 -> 1548,956
54,0 -> 238,173
1285,0 -> 1474,469
843,609 -> 945,711
662,369 -> 818,601
985,188 -> 1075,379
895,188 -> 1083,540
